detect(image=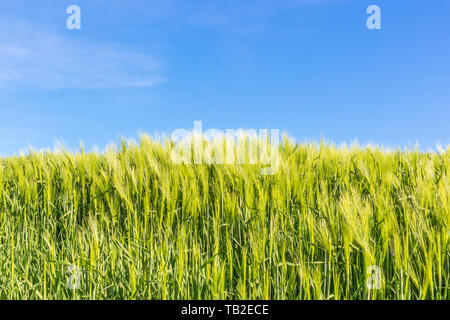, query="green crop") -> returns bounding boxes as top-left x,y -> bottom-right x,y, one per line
0,134 -> 448,300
